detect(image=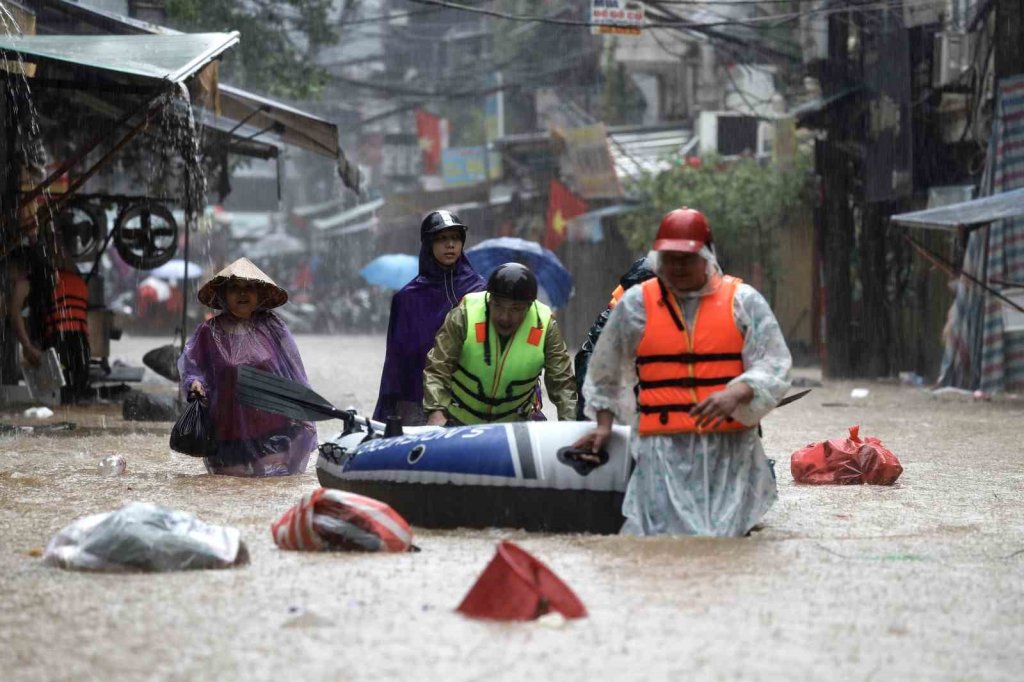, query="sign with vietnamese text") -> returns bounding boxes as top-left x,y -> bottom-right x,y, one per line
591,0 -> 644,36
